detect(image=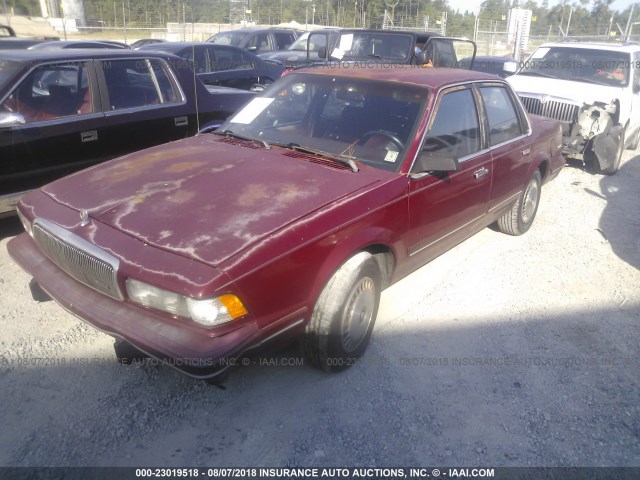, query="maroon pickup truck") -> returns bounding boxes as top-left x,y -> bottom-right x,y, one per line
8,66 -> 564,383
